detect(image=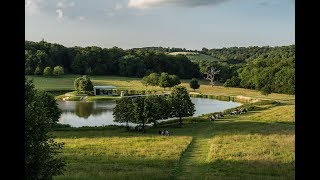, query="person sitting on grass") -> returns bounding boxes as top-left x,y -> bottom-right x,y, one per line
164,130 -> 170,136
